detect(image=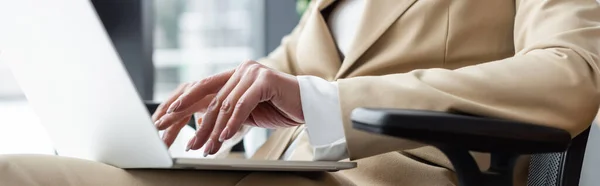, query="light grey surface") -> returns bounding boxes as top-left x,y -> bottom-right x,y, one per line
1,0 -> 353,171
172,158 -> 356,172
1,0 -> 173,168
0,99 -> 55,155
0,63 -> 22,98
91,0 -> 155,100
579,122 -> 599,186
264,0 -> 300,55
